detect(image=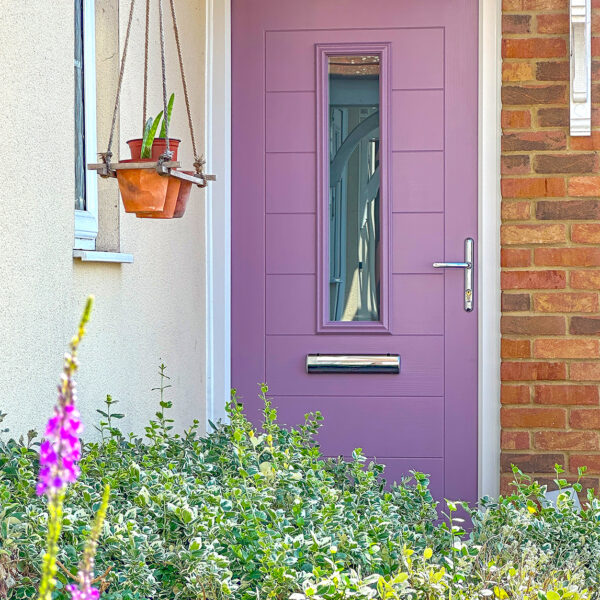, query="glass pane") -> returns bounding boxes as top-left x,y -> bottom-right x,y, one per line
328,55 -> 381,322
74,0 -> 86,211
